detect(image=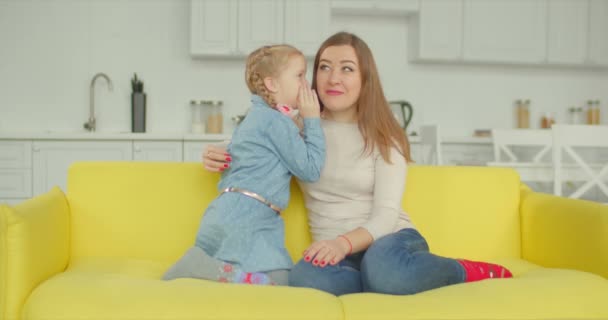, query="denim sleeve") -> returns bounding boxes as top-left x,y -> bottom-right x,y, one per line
266,117 -> 325,182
